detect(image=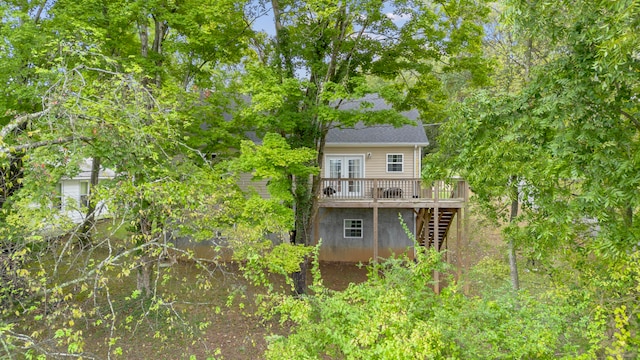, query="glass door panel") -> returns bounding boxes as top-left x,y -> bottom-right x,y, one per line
347,158 -> 362,195
328,158 -> 342,192
325,156 -> 363,197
